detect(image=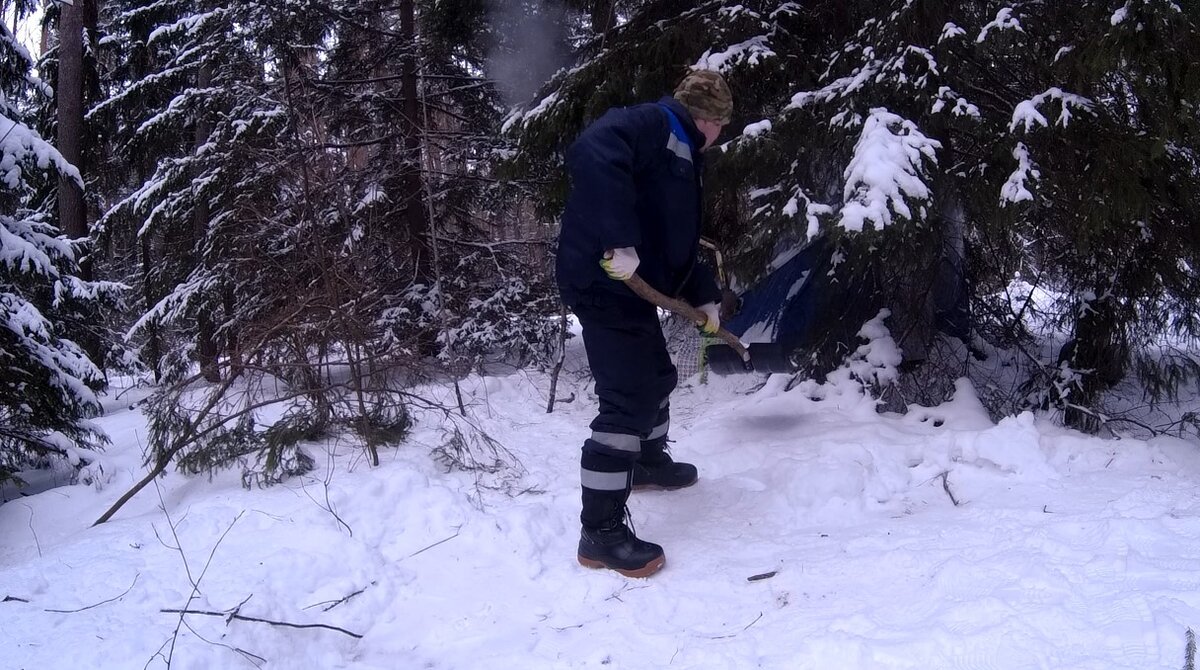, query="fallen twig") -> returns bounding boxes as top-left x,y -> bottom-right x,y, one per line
406,529 -> 461,559
179,617 -> 266,668
45,574 -> 140,613
148,490 -> 245,669
160,608 -> 363,639
21,503 -> 41,557
303,585 -> 370,612
747,571 -> 777,582
940,471 -> 961,507
706,612 -> 764,639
